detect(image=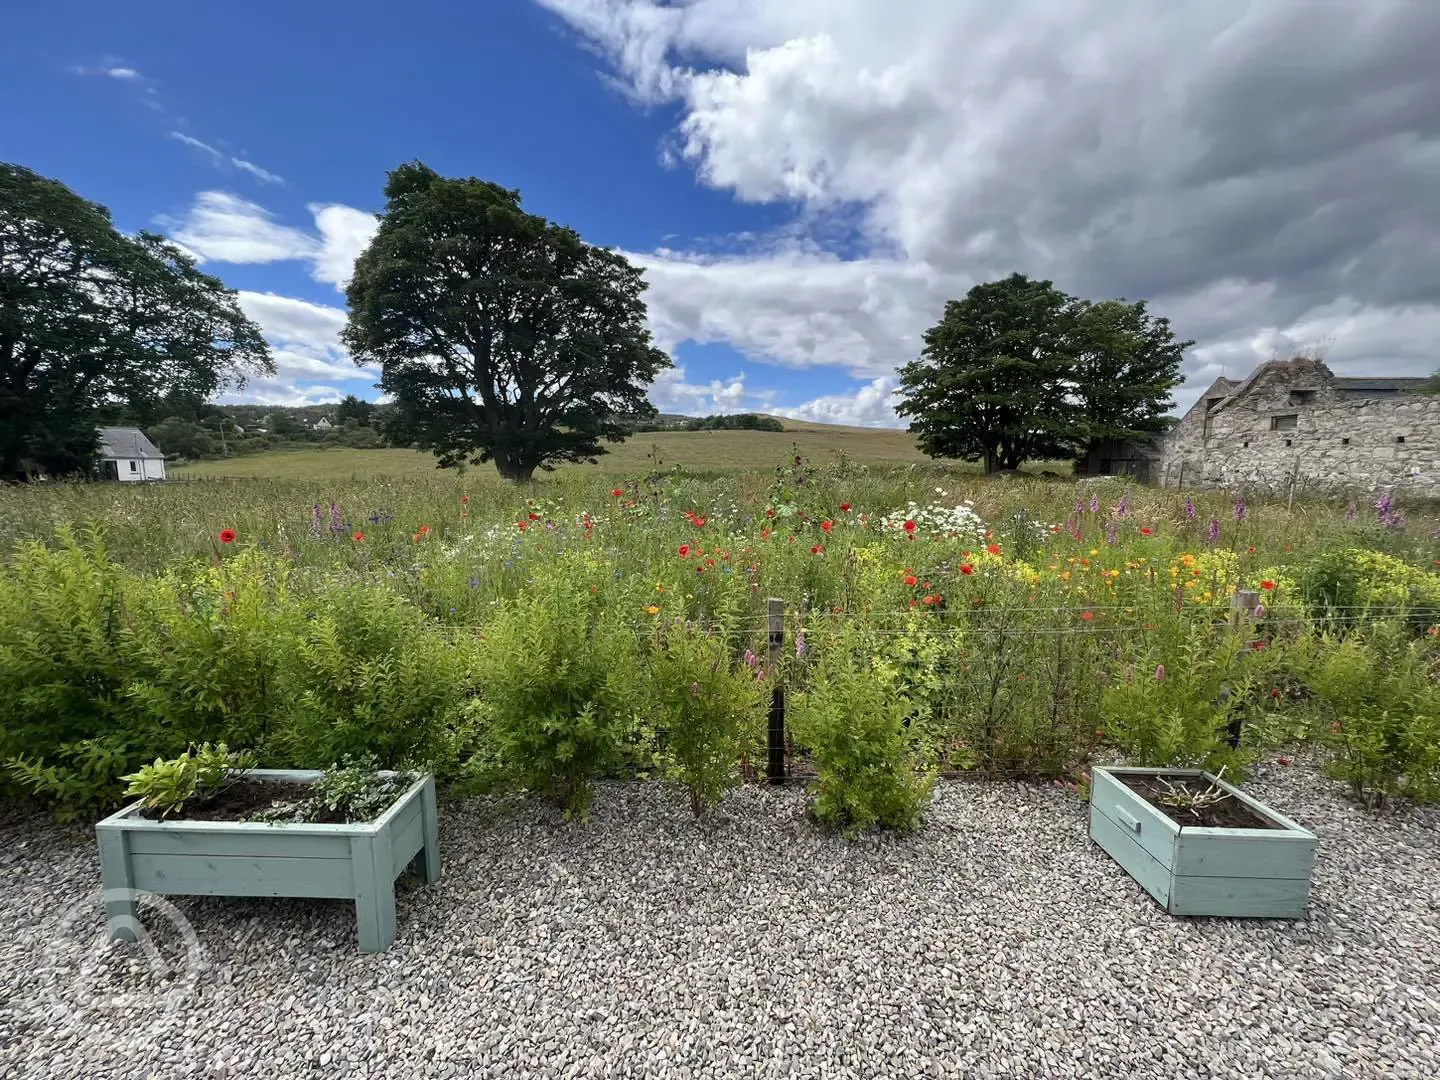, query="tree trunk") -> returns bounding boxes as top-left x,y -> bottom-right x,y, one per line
494,454 -> 536,483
